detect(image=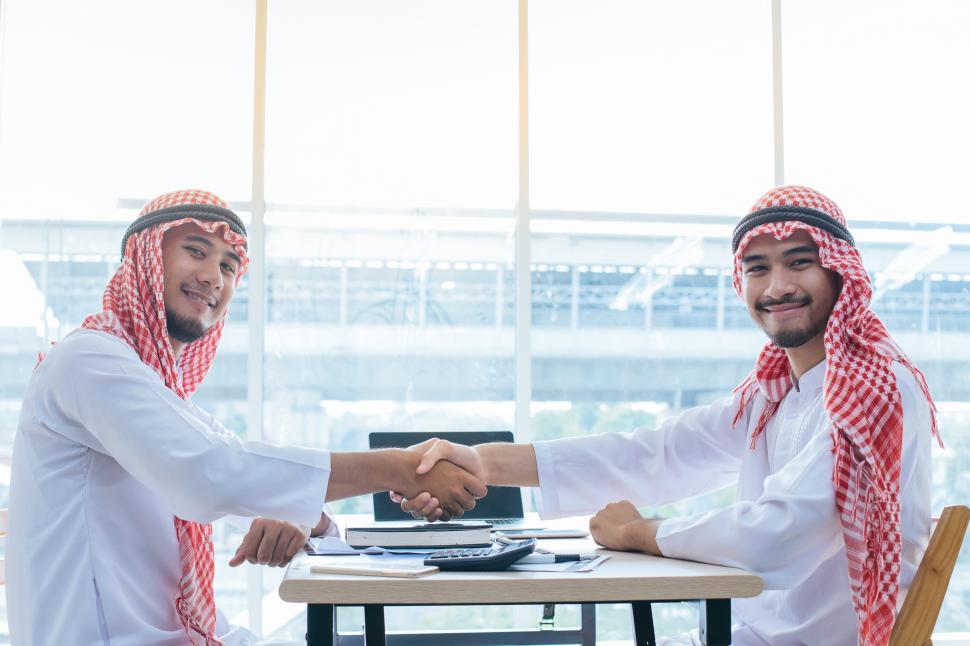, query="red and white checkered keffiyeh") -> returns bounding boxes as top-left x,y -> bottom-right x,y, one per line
82,189 -> 249,645
731,185 -> 939,646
